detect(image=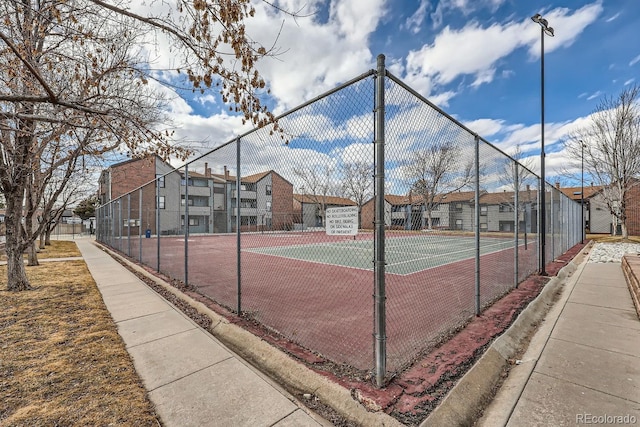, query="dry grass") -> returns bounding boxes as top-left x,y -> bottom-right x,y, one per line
0,240 -> 81,262
0,259 -> 159,426
35,240 -> 83,259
